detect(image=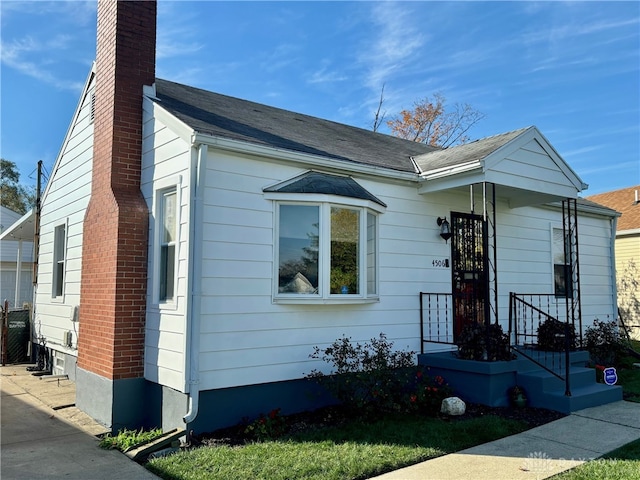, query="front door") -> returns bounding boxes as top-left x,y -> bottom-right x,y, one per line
451,212 -> 489,341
